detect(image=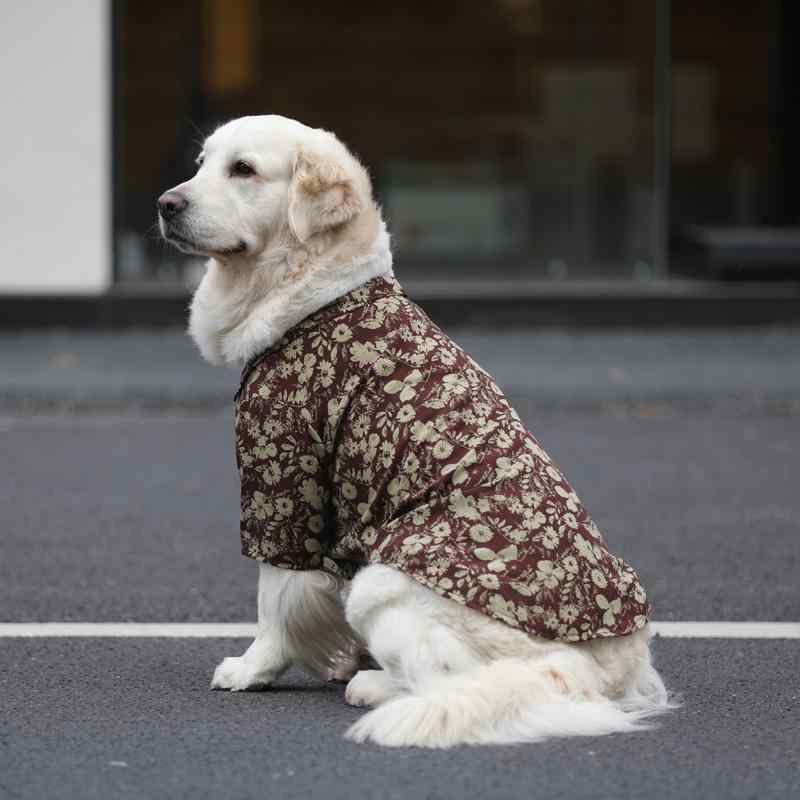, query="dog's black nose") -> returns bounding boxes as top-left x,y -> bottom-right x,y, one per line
157,191 -> 188,220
